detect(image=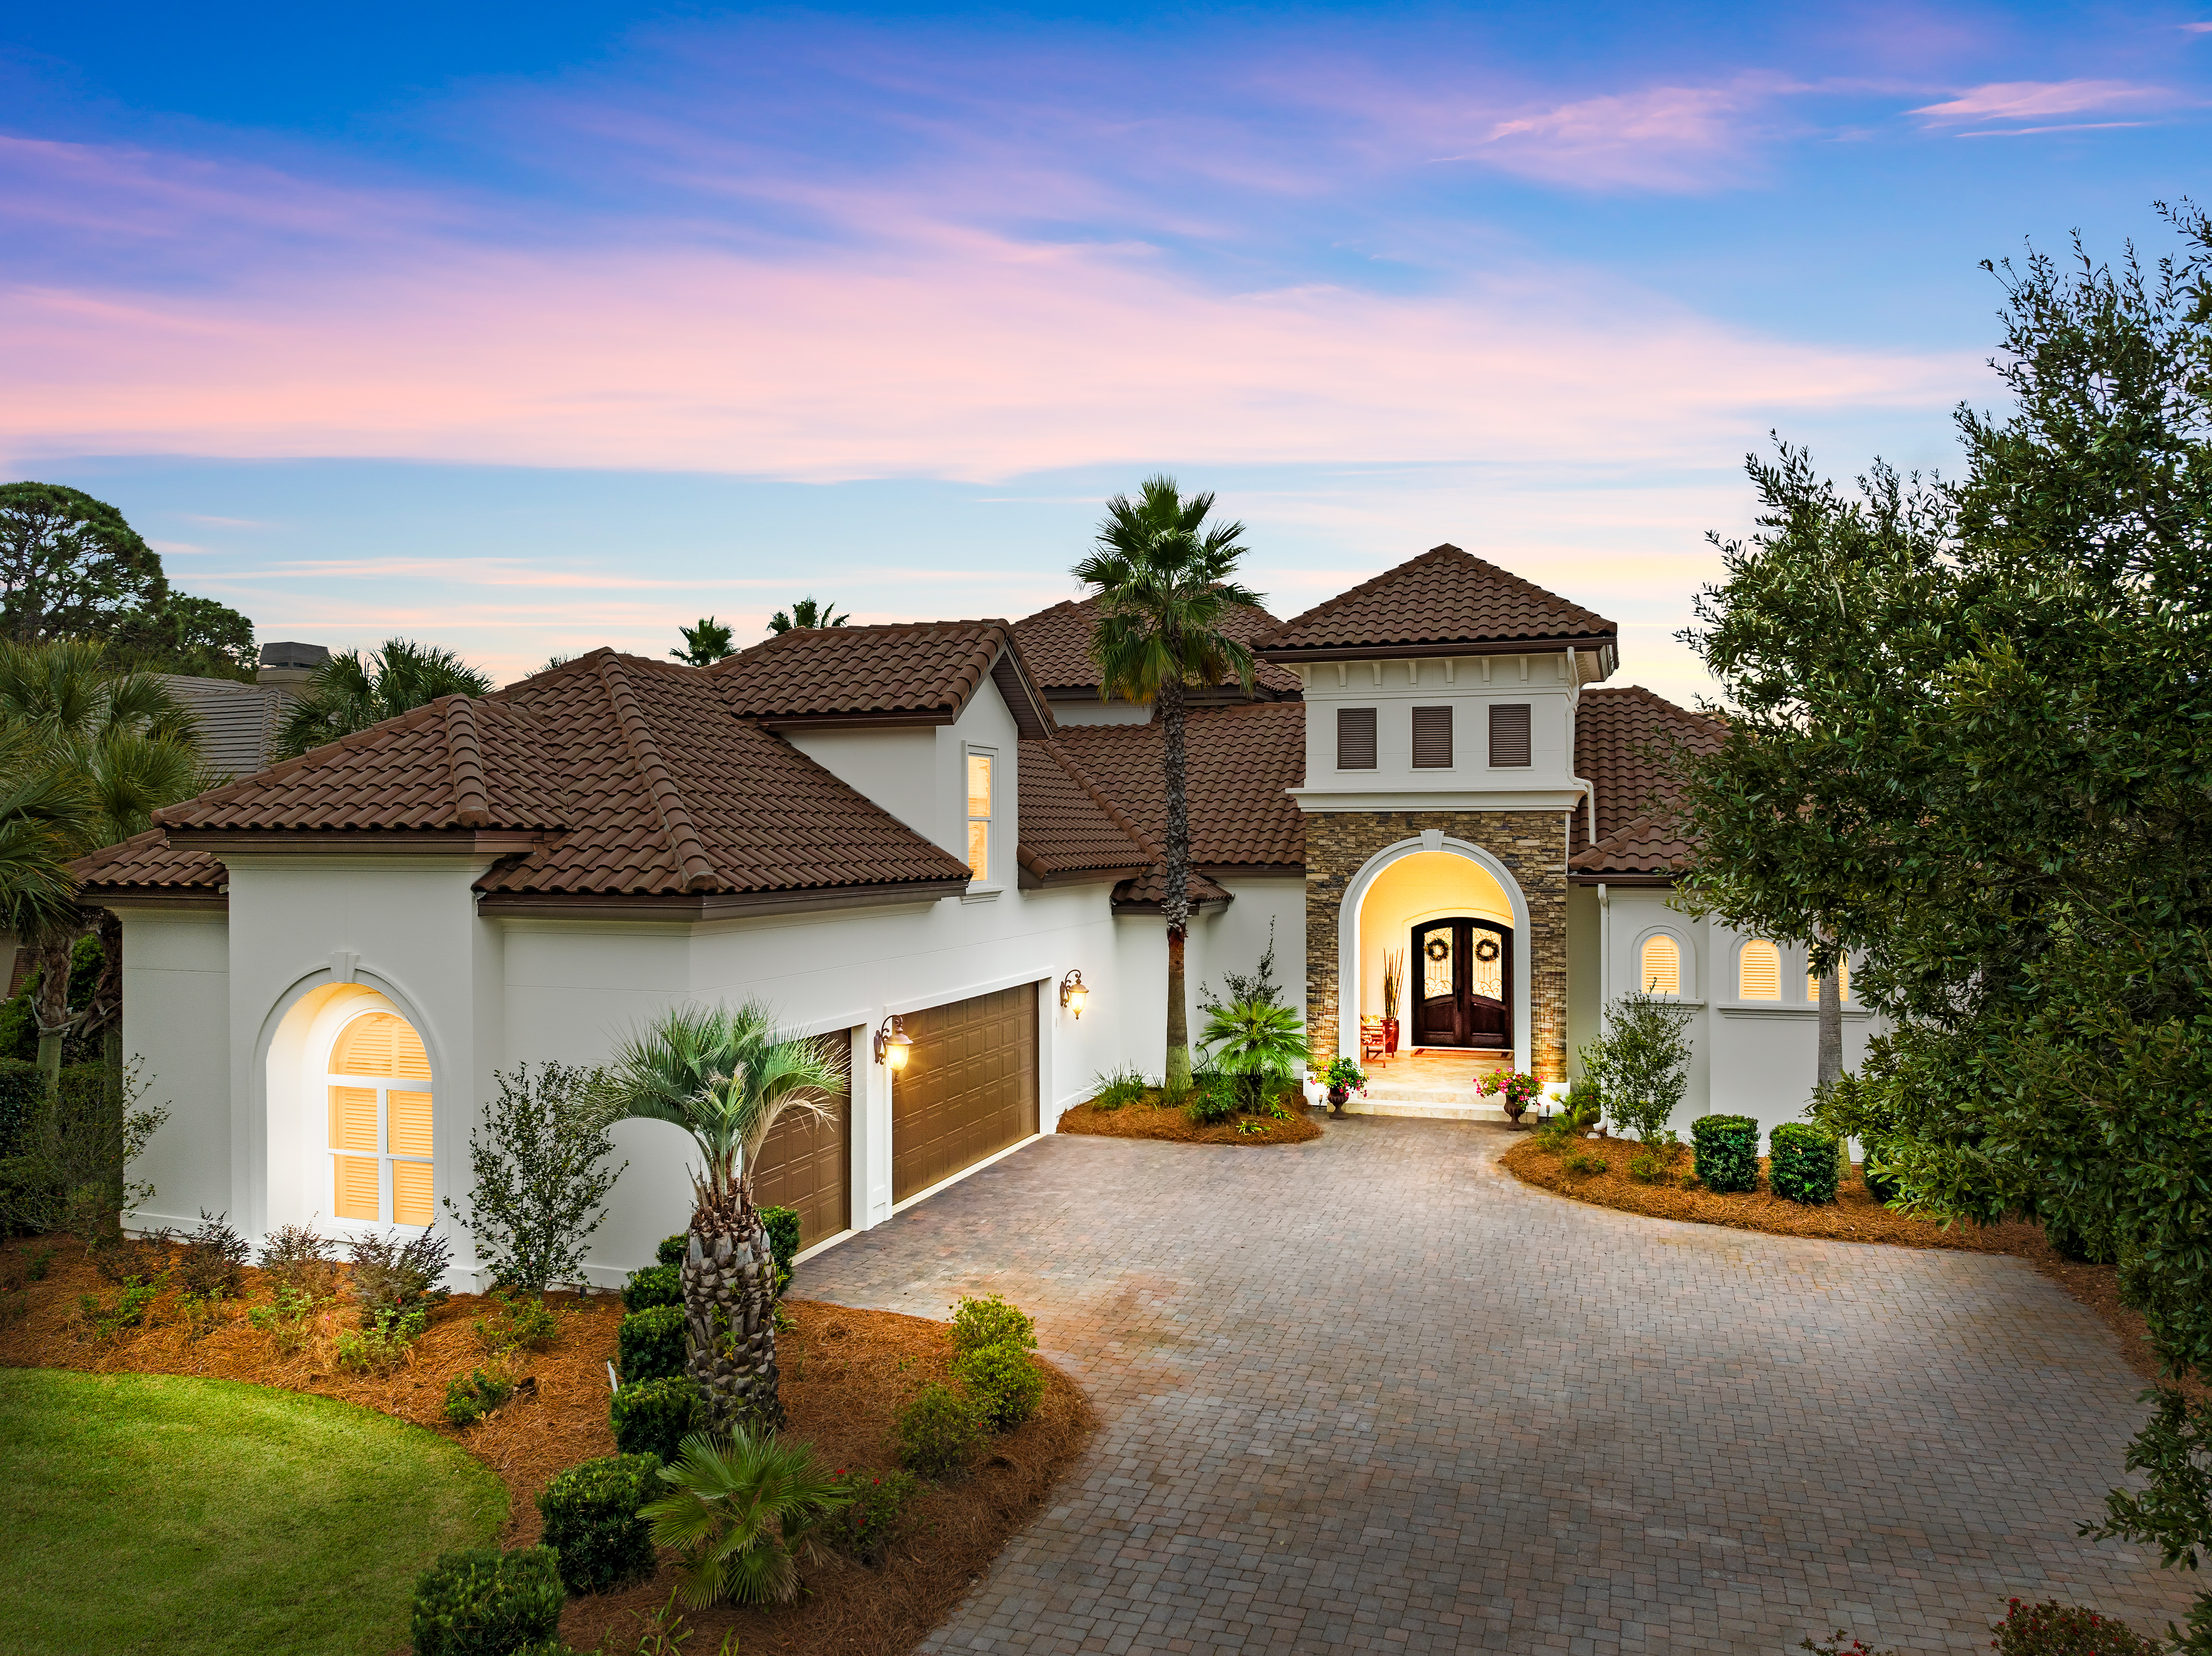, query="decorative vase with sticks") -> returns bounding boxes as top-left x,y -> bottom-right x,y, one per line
1380,949 -> 1403,1057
